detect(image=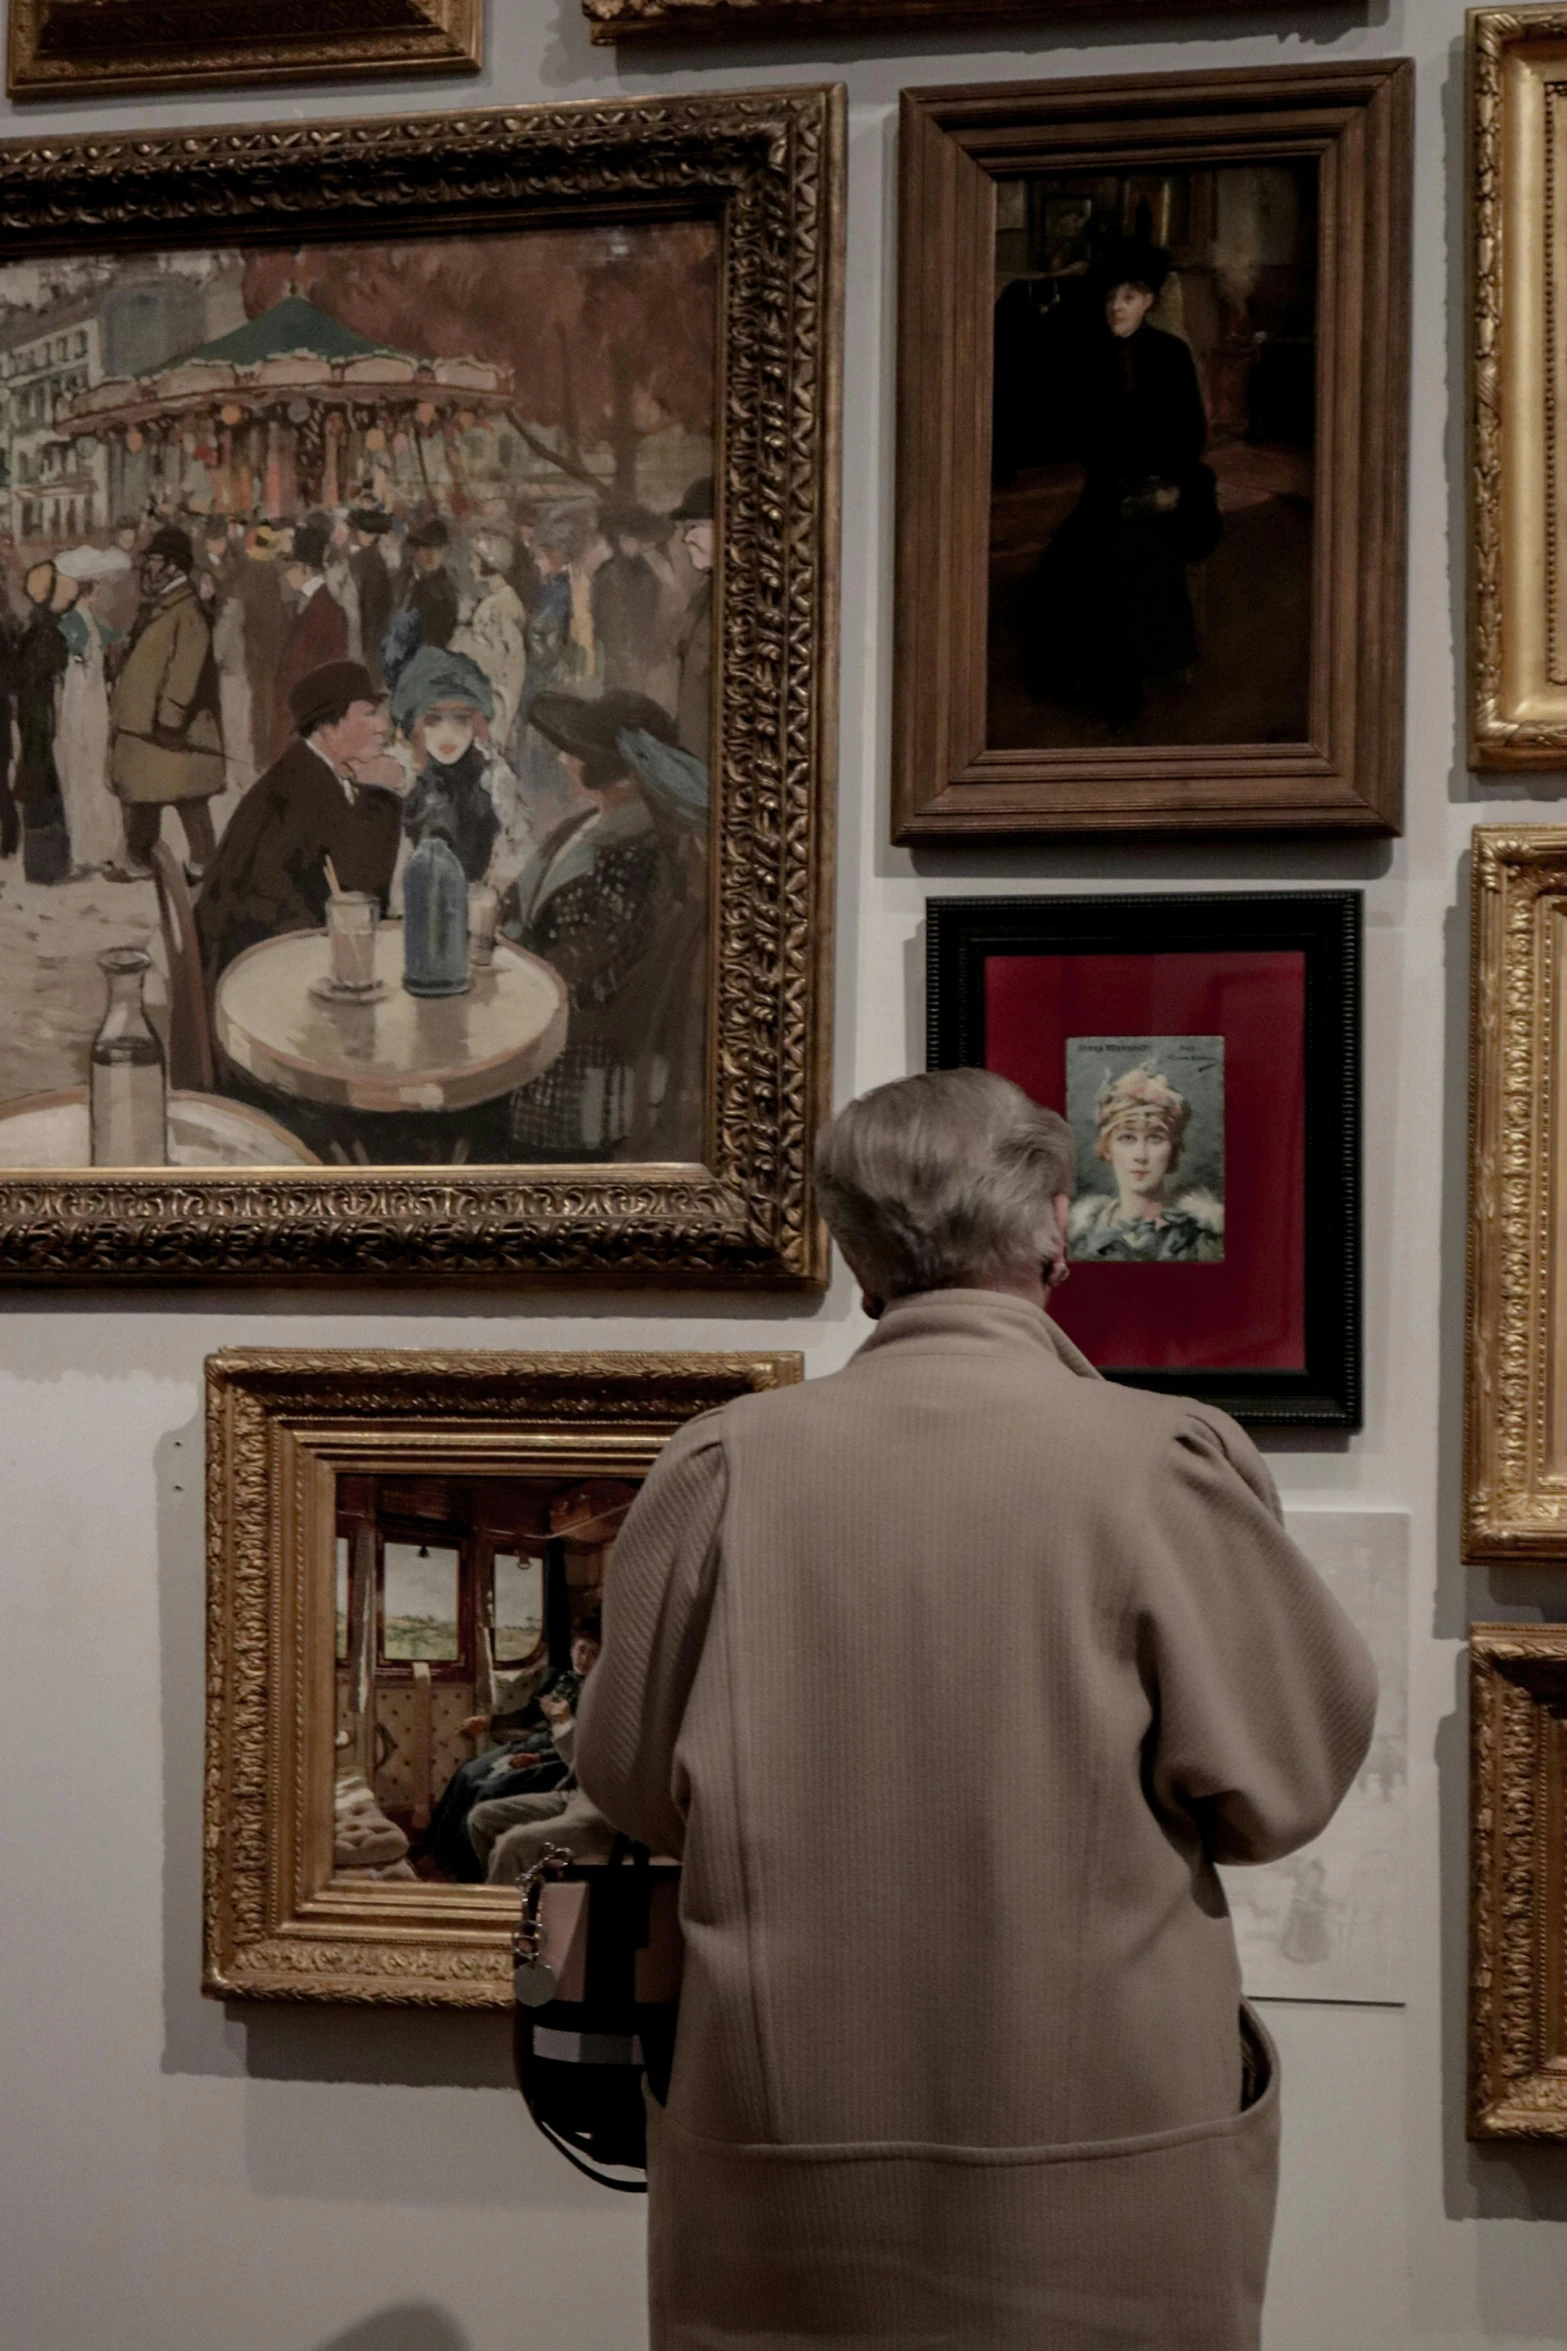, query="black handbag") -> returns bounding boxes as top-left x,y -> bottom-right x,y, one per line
512,1837 -> 683,2192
